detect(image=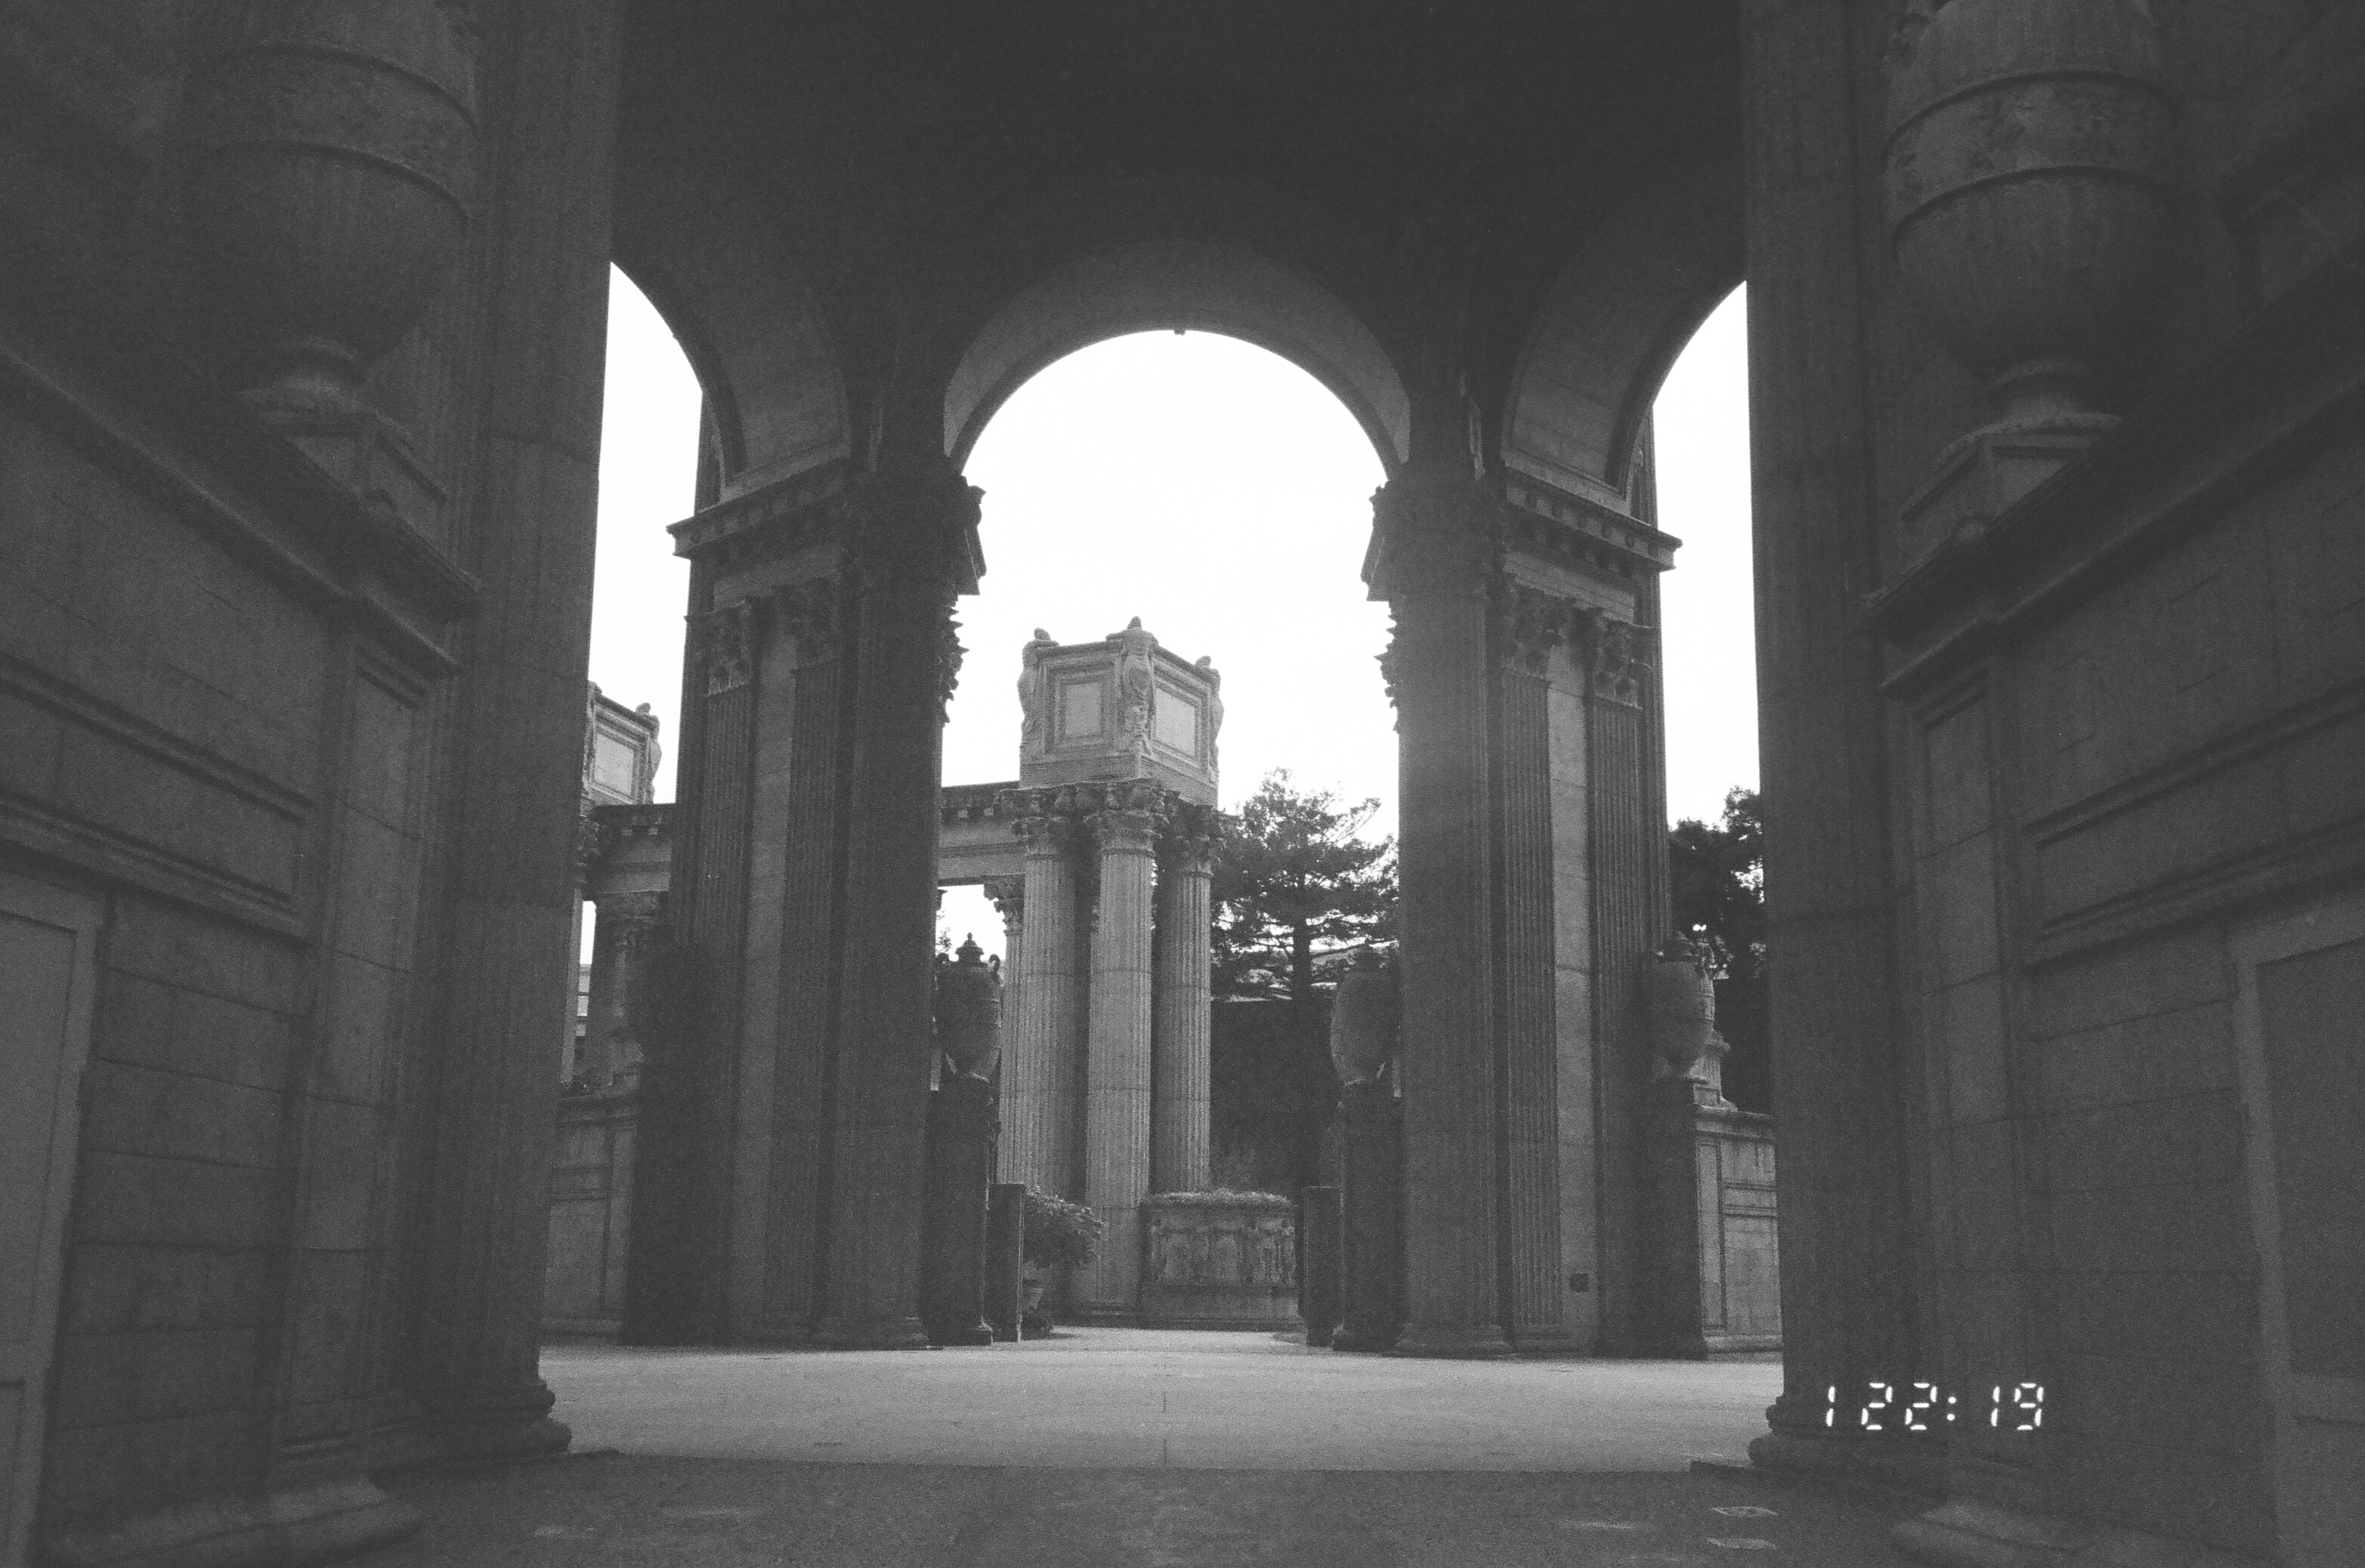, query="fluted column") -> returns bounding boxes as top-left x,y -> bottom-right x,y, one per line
815,467 -> 981,1347
984,874 -> 1025,1097
1001,795 -> 1082,1194
1374,471 -> 1510,1356
1151,806 -> 1216,1194
412,0 -> 625,1456
1077,781 -> 1166,1317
